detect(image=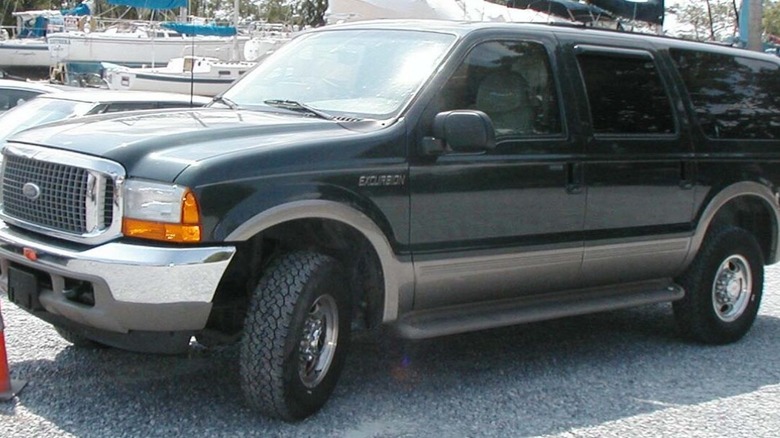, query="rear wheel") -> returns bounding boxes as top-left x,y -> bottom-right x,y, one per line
673,227 -> 764,344
240,251 -> 351,421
